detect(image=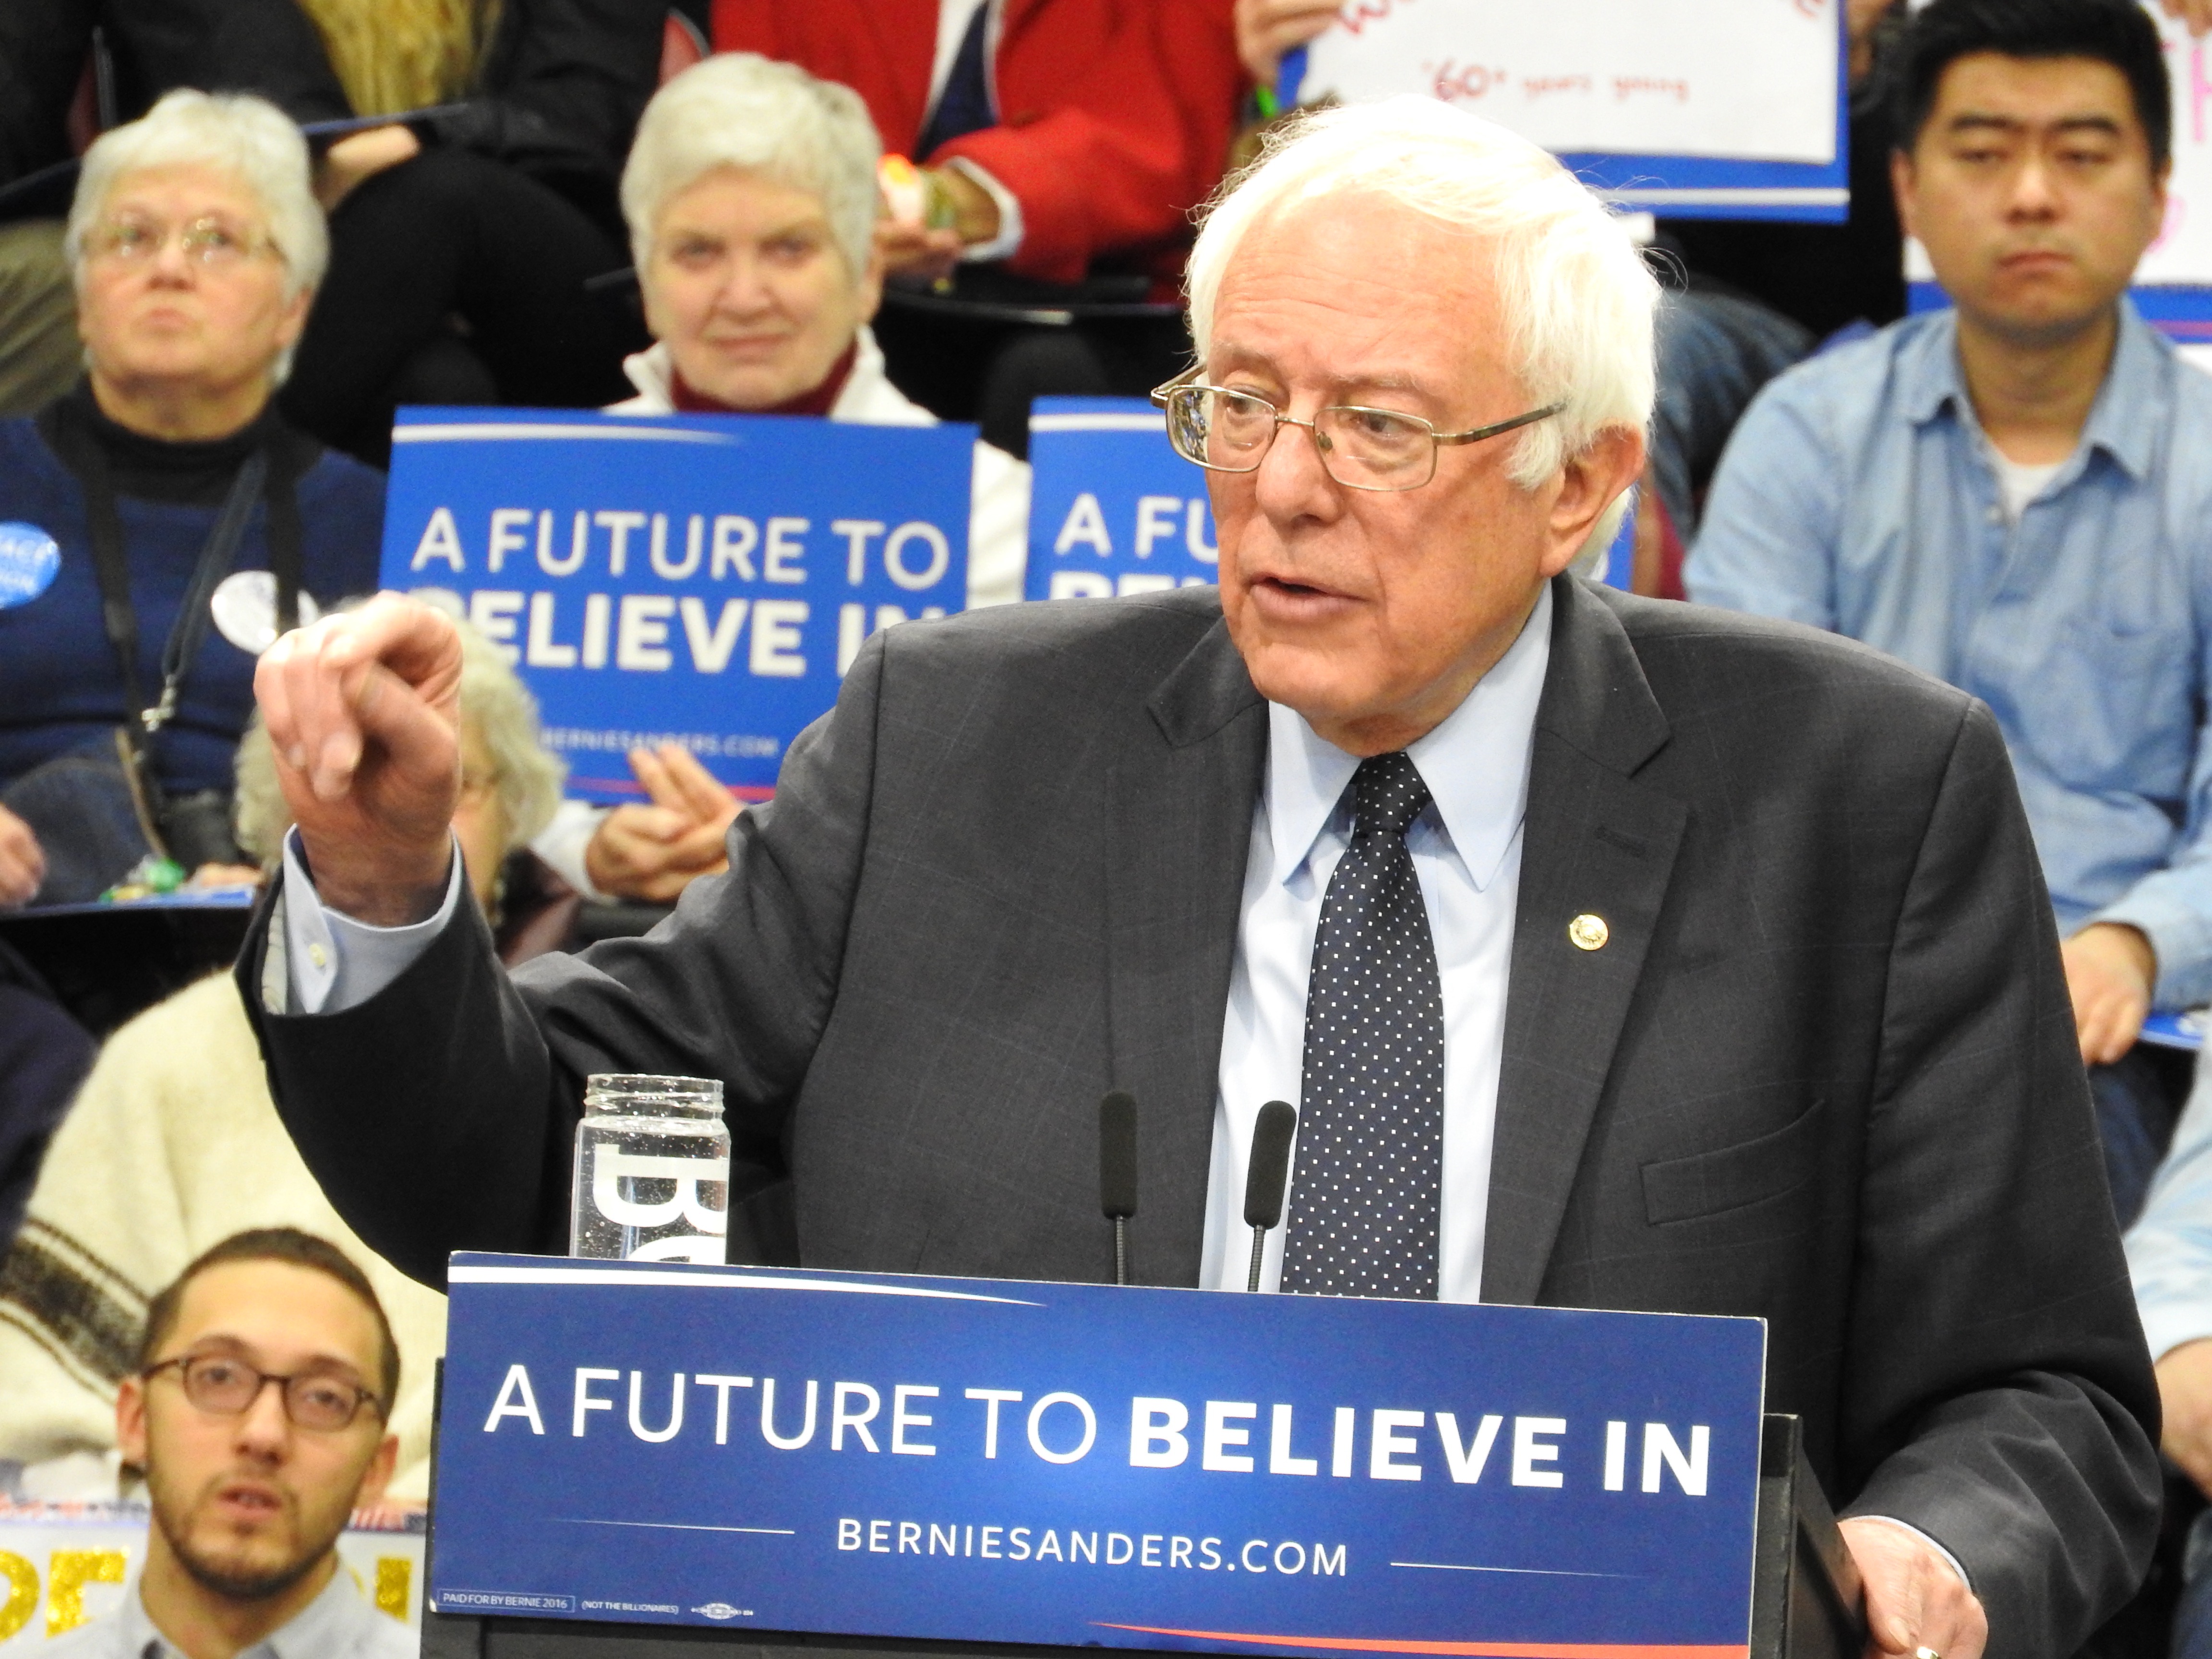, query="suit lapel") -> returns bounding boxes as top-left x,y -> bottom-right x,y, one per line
1106,617 -> 1266,1287
1482,577 -> 1687,1306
